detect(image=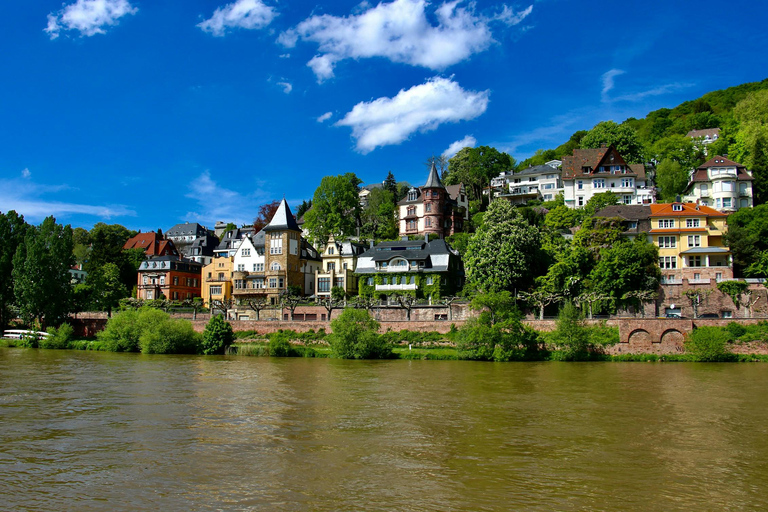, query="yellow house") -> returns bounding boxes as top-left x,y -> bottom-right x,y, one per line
315,235 -> 368,298
201,256 -> 234,307
650,202 -> 732,283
